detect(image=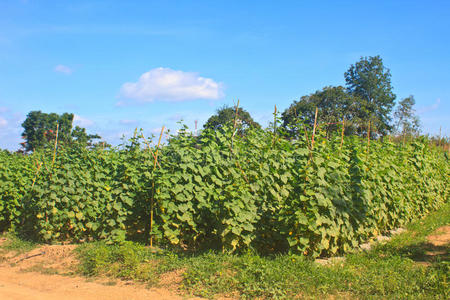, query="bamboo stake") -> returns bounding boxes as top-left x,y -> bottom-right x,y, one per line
230,99 -> 240,153
340,118 -> 345,149
154,127 -> 164,168
150,126 -> 165,247
31,161 -> 43,190
438,126 -> 442,147
311,107 -> 318,149
272,105 -> 277,146
366,121 -> 371,160
51,123 -> 59,167
140,134 -> 161,169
